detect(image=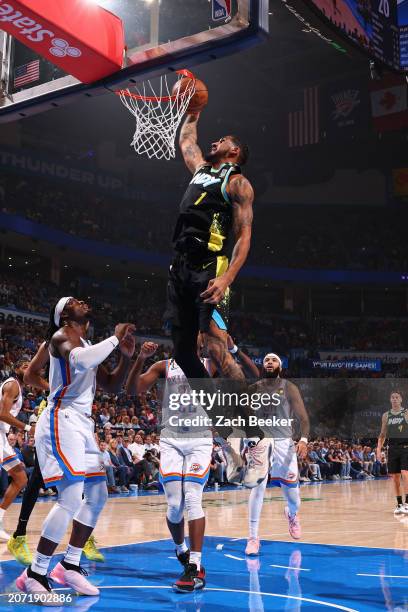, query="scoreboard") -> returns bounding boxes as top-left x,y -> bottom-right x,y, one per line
288,0 -> 408,72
